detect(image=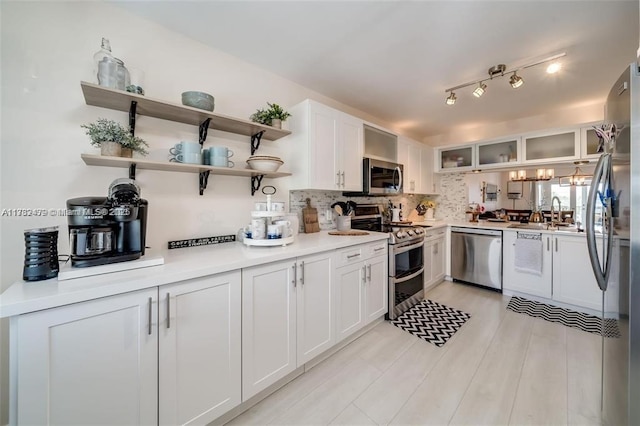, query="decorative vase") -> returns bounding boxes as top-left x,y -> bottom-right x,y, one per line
120,148 -> 133,158
426,208 -> 435,221
100,141 -> 121,156
271,119 -> 282,129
